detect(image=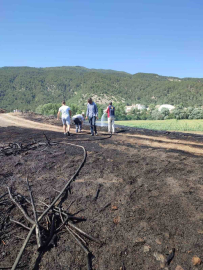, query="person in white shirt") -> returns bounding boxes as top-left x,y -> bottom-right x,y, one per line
57,100 -> 72,136
72,113 -> 85,133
